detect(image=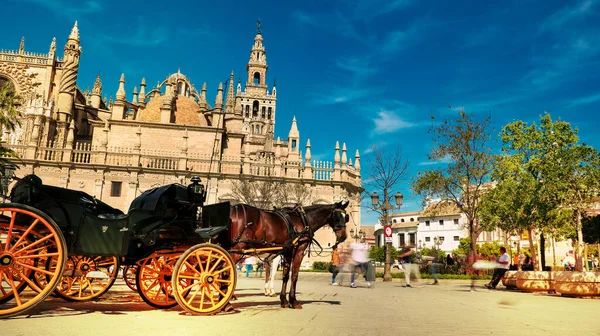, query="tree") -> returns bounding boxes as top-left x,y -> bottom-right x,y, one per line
0,78 -> 21,174
229,177 -> 313,209
413,109 -> 494,261
369,245 -> 399,263
366,145 -> 410,282
498,113 -> 600,271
